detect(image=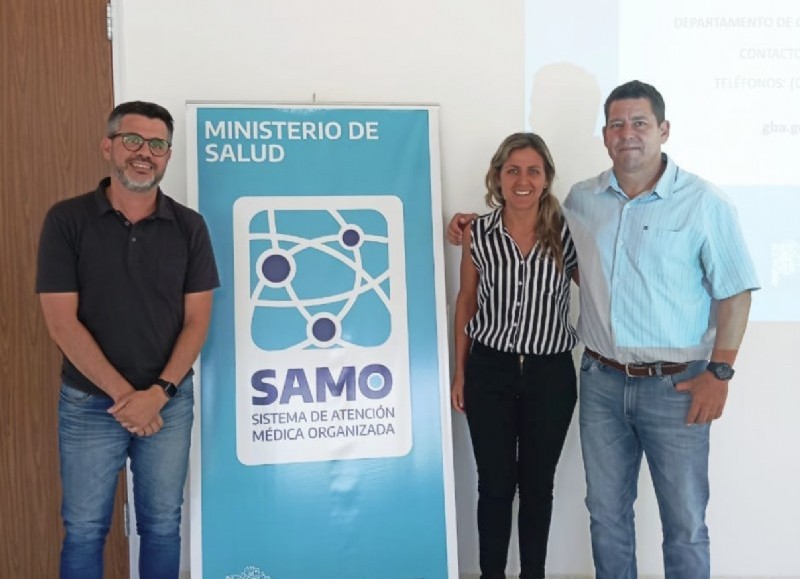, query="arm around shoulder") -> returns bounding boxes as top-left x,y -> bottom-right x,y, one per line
445,212 -> 479,246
